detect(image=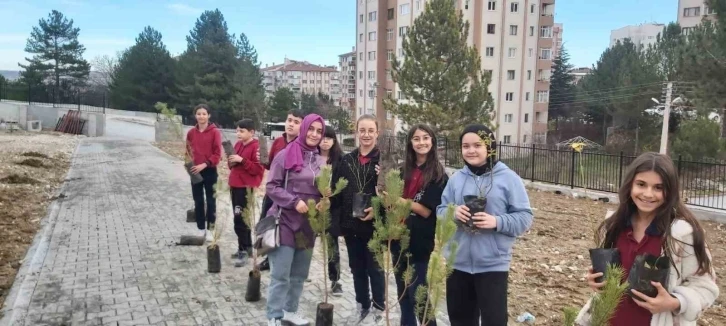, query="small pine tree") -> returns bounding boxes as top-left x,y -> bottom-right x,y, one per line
563,264 -> 628,326
306,165 -> 348,303
244,188 -> 261,273
208,180 -> 228,249
368,170 -> 413,326
156,102 -> 193,164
